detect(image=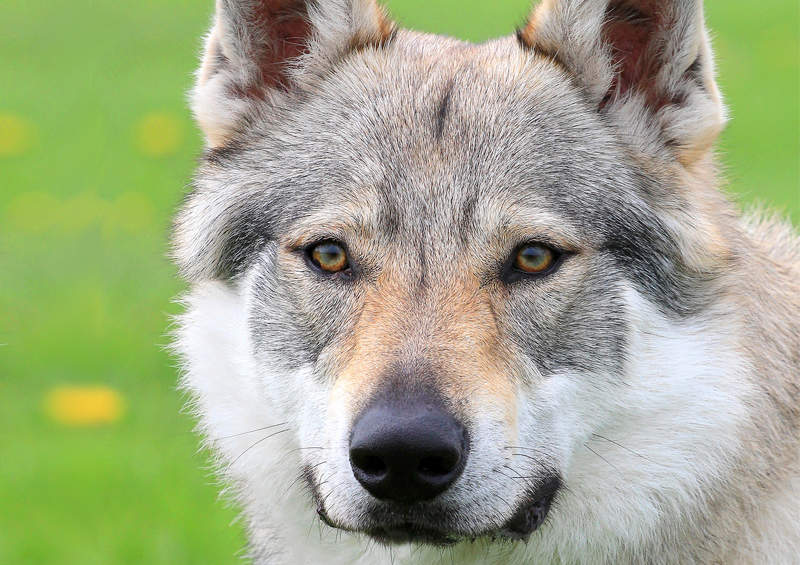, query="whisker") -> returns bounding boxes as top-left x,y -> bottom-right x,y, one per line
508,452 -> 540,462
275,445 -> 326,466
591,433 -> 659,464
502,464 -> 541,480
494,493 -> 515,516
282,446 -> 326,457
228,428 -> 290,468
495,467 -> 523,485
583,442 -> 620,473
216,422 -> 289,440
307,510 -> 317,539
504,445 -> 547,454
319,481 -> 338,509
